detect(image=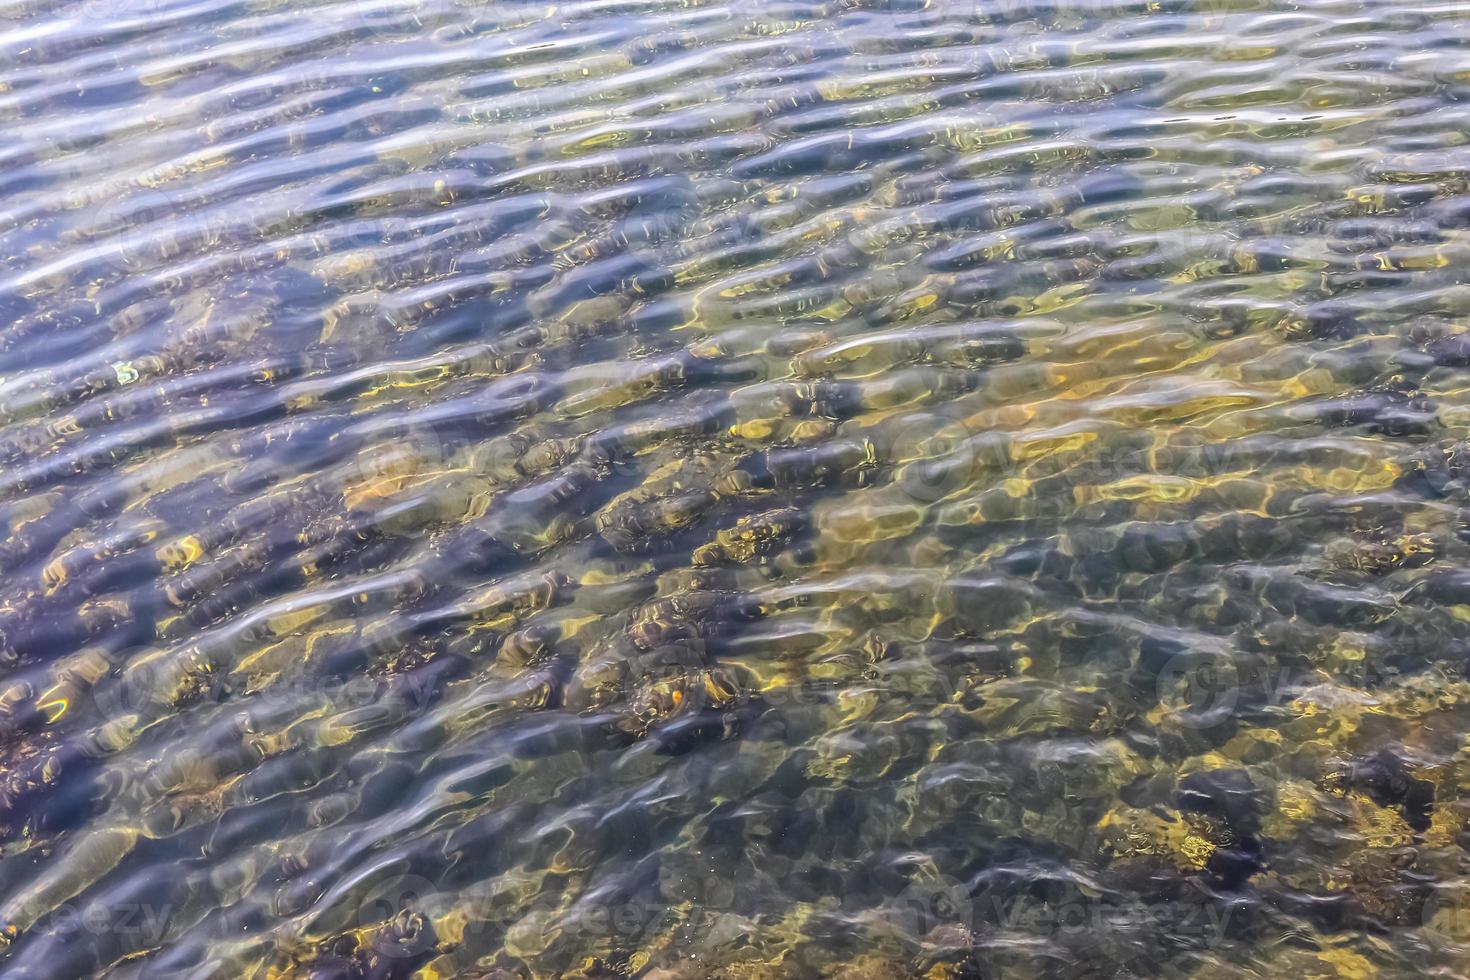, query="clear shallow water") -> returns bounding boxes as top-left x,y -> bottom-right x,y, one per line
3,0 -> 1470,976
